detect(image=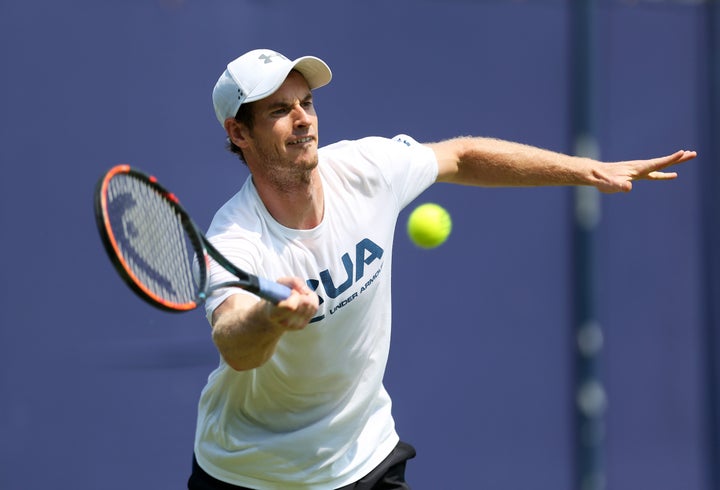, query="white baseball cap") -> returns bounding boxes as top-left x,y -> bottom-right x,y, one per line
212,49 -> 332,126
